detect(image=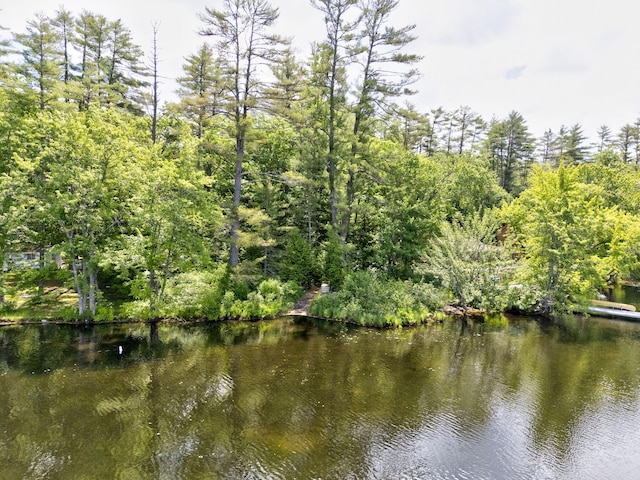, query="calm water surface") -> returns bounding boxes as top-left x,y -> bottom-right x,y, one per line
2,312 -> 640,479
